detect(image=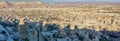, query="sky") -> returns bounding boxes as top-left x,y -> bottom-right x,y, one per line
0,0 -> 120,2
